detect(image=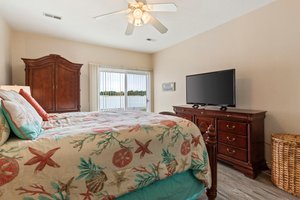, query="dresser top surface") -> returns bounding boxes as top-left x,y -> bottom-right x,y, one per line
174,105 -> 266,115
